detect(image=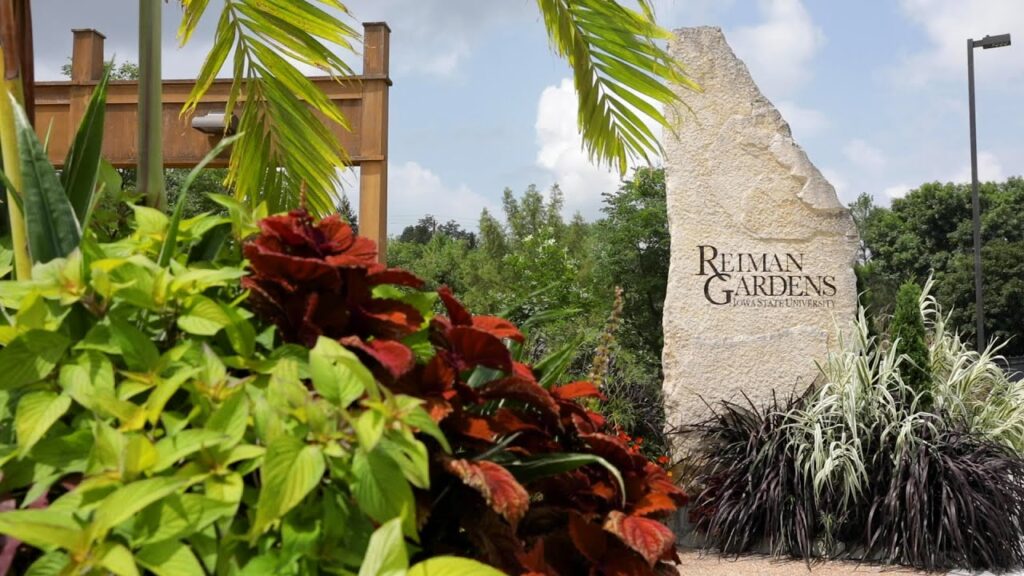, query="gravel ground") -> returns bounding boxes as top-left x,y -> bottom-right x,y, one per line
675,550 -> 935,575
